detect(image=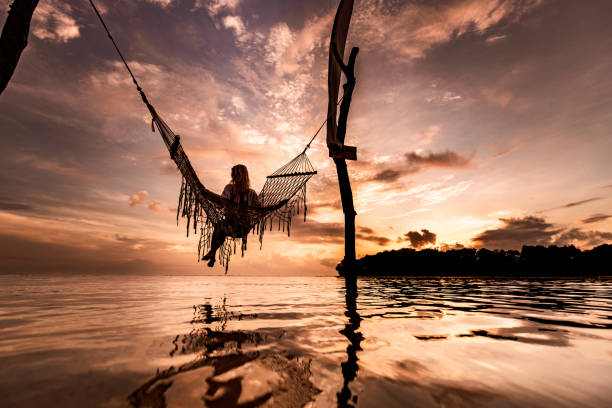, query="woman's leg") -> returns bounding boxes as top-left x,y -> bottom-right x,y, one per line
202,225 -> 226,267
